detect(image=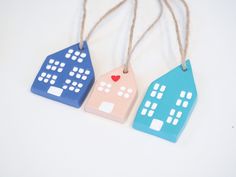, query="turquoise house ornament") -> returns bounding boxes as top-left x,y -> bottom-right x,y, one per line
132,60 -> 197,142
